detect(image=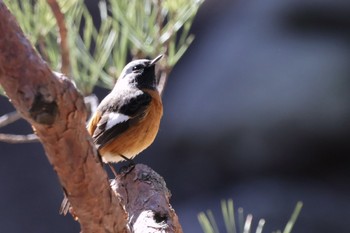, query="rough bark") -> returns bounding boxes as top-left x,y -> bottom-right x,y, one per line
0,1 -> 183,233
113,164 -> 183,233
